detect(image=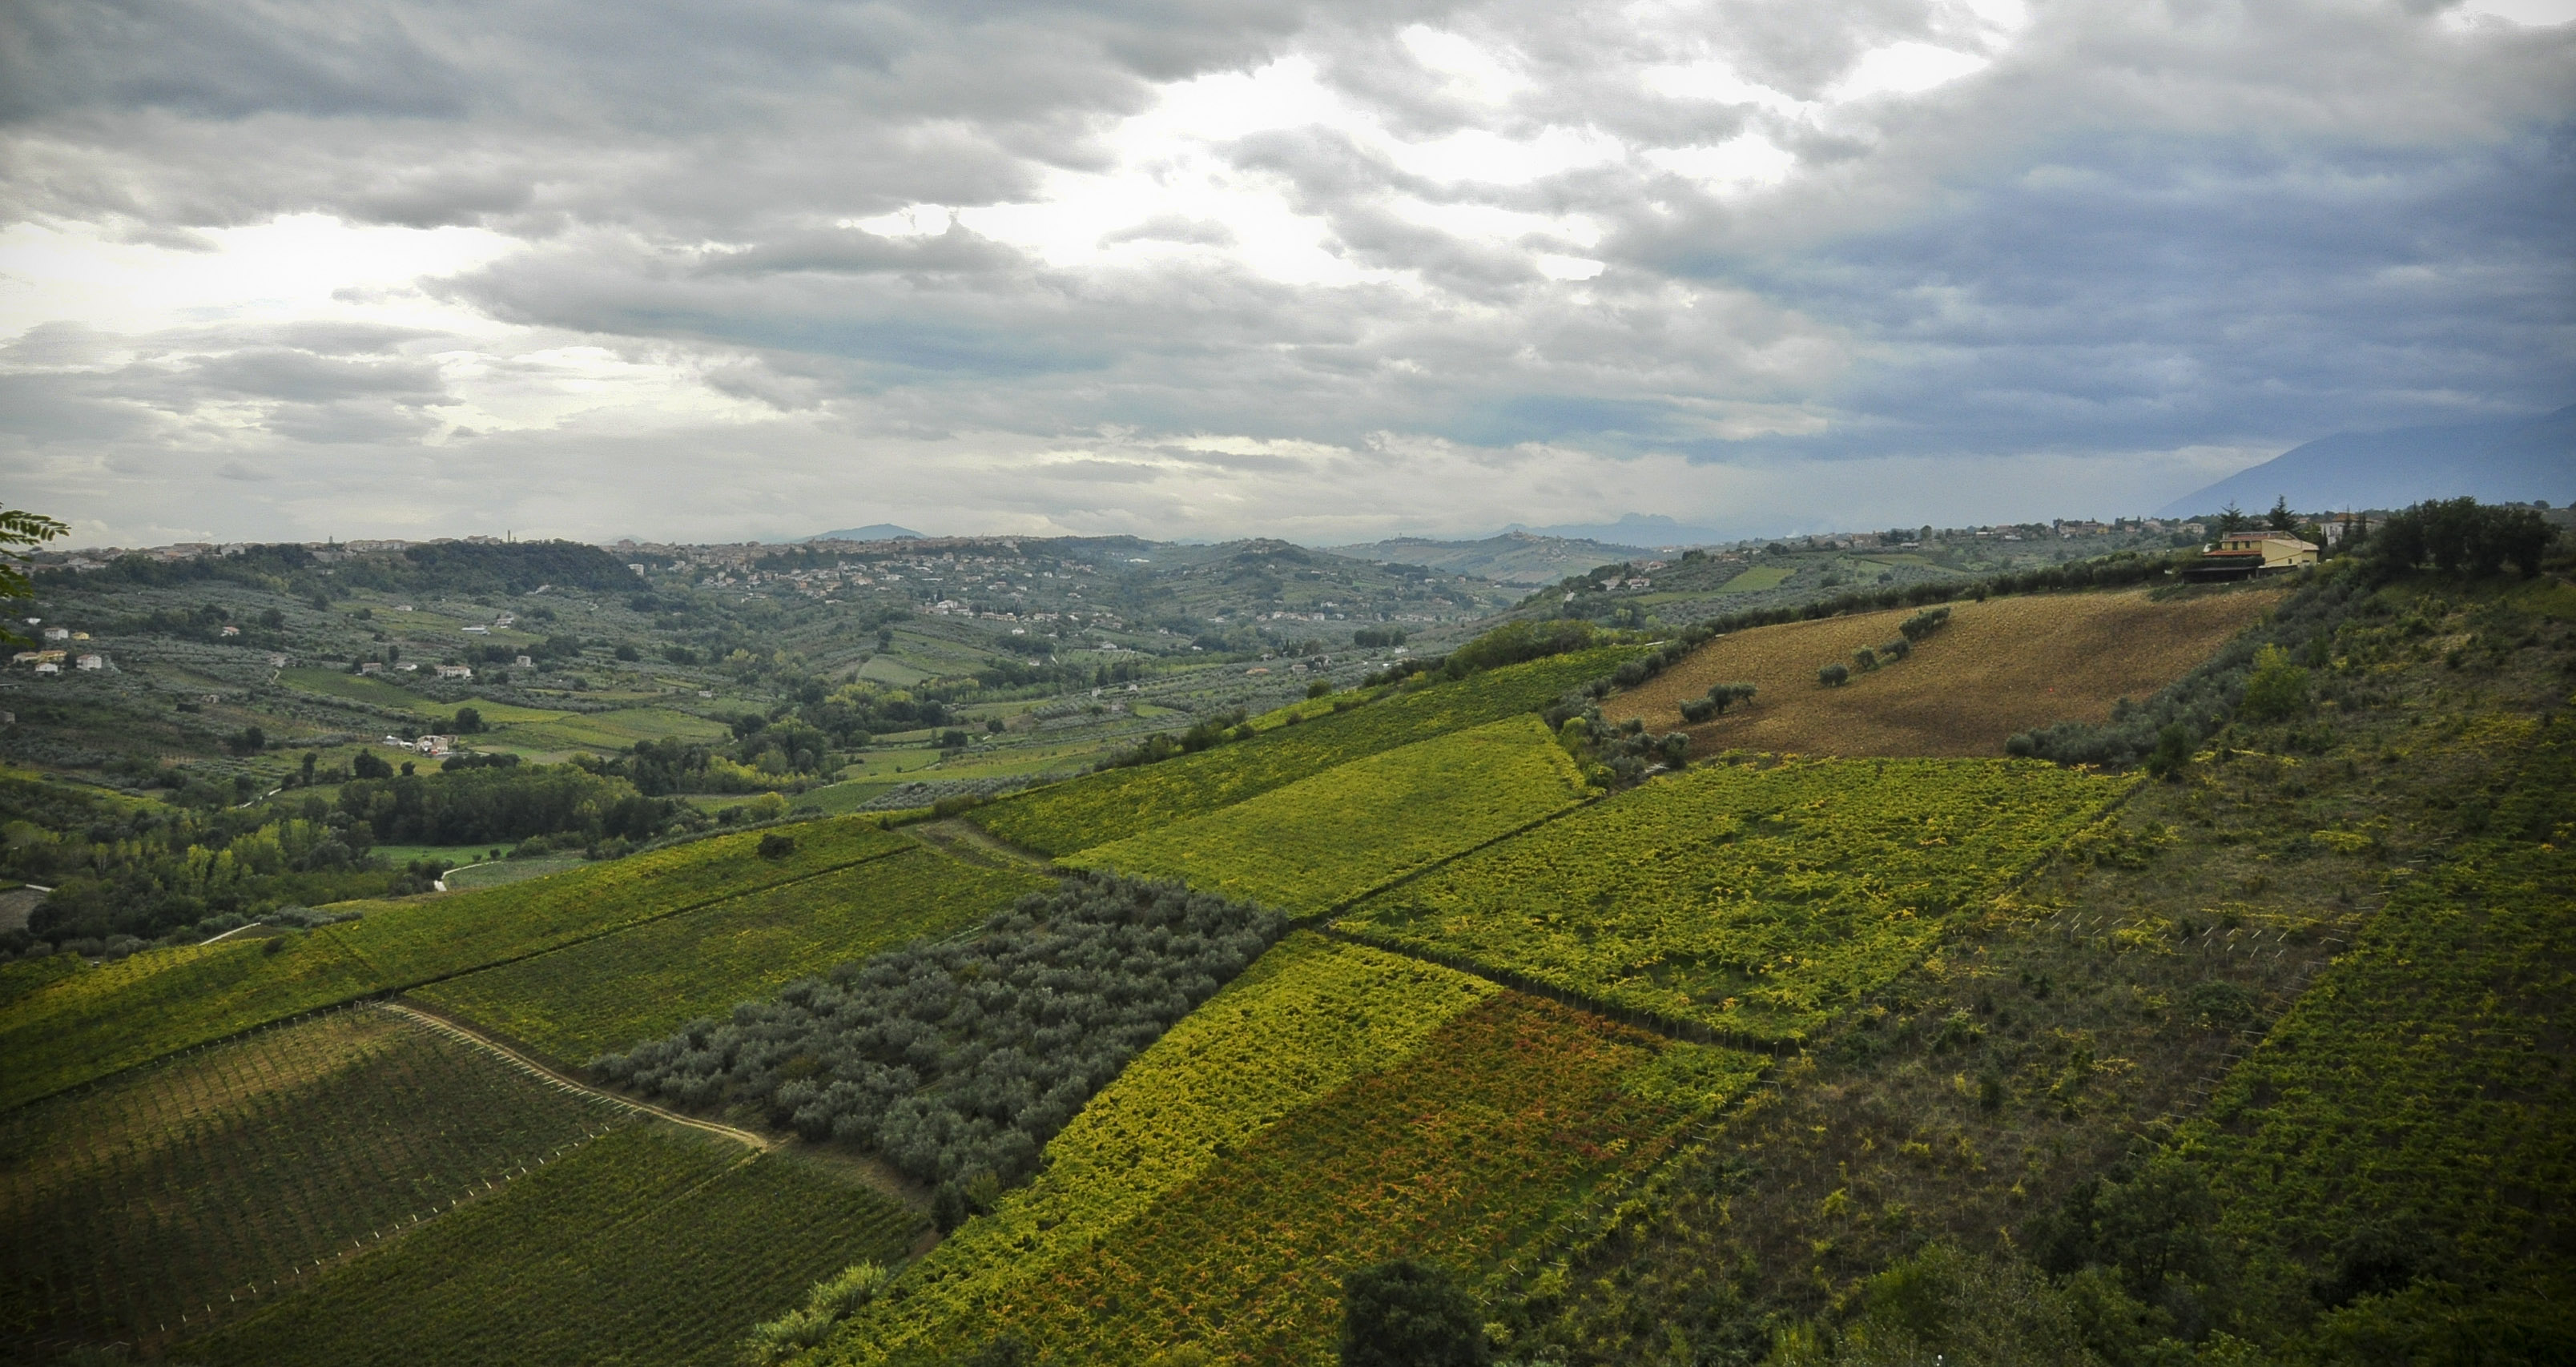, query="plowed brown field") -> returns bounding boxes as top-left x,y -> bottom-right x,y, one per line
1604,587 -> 2283,758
